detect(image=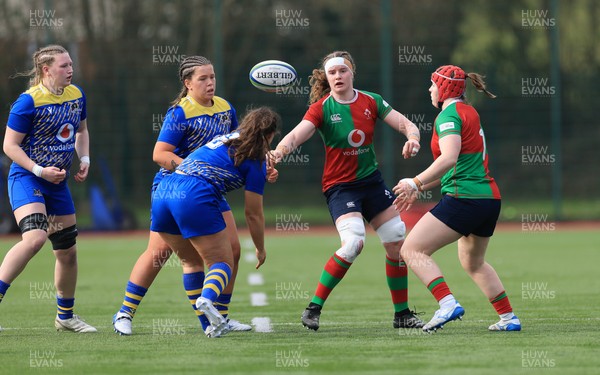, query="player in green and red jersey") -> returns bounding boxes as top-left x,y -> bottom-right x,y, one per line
393,65 -> 520,332
272,51 -> 424,331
